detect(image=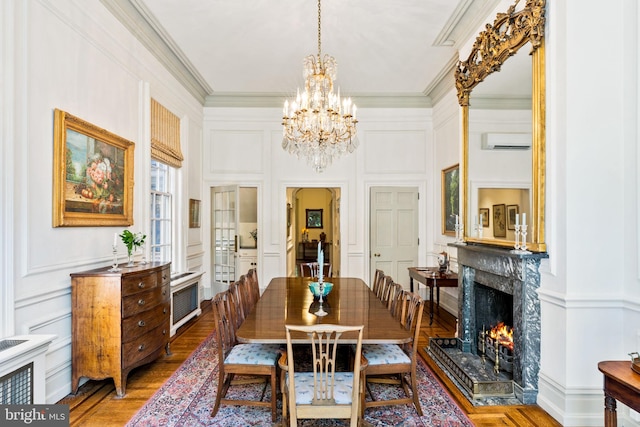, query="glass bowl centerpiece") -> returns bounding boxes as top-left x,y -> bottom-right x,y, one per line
309,281 -> 333,299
